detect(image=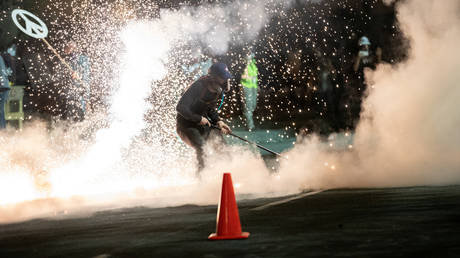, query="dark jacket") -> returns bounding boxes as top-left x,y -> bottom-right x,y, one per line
1,53 -> 29,85
176,76 -> 223,125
